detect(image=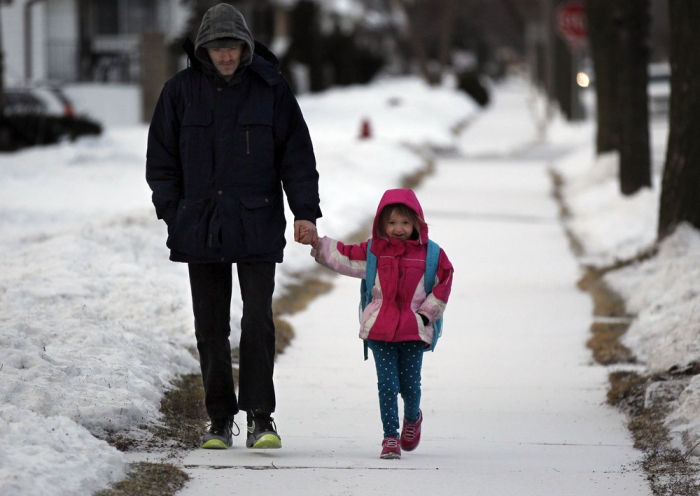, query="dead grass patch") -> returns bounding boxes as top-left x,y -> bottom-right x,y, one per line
274,317 -> 294,356
547,169 -> 584,257
150,374 -> 209,450
272,277 -> 334,317
105,373 -> 209,454
94,462 -> 189,496
402,161 -> 435,190
577,268 -> 629,318
399,143 -> 437,190
588,321 -> 635,365
608,371 -> 700,495
577,267 -> 636,364
450,116 -> 473,136
548,169 -> 572,220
